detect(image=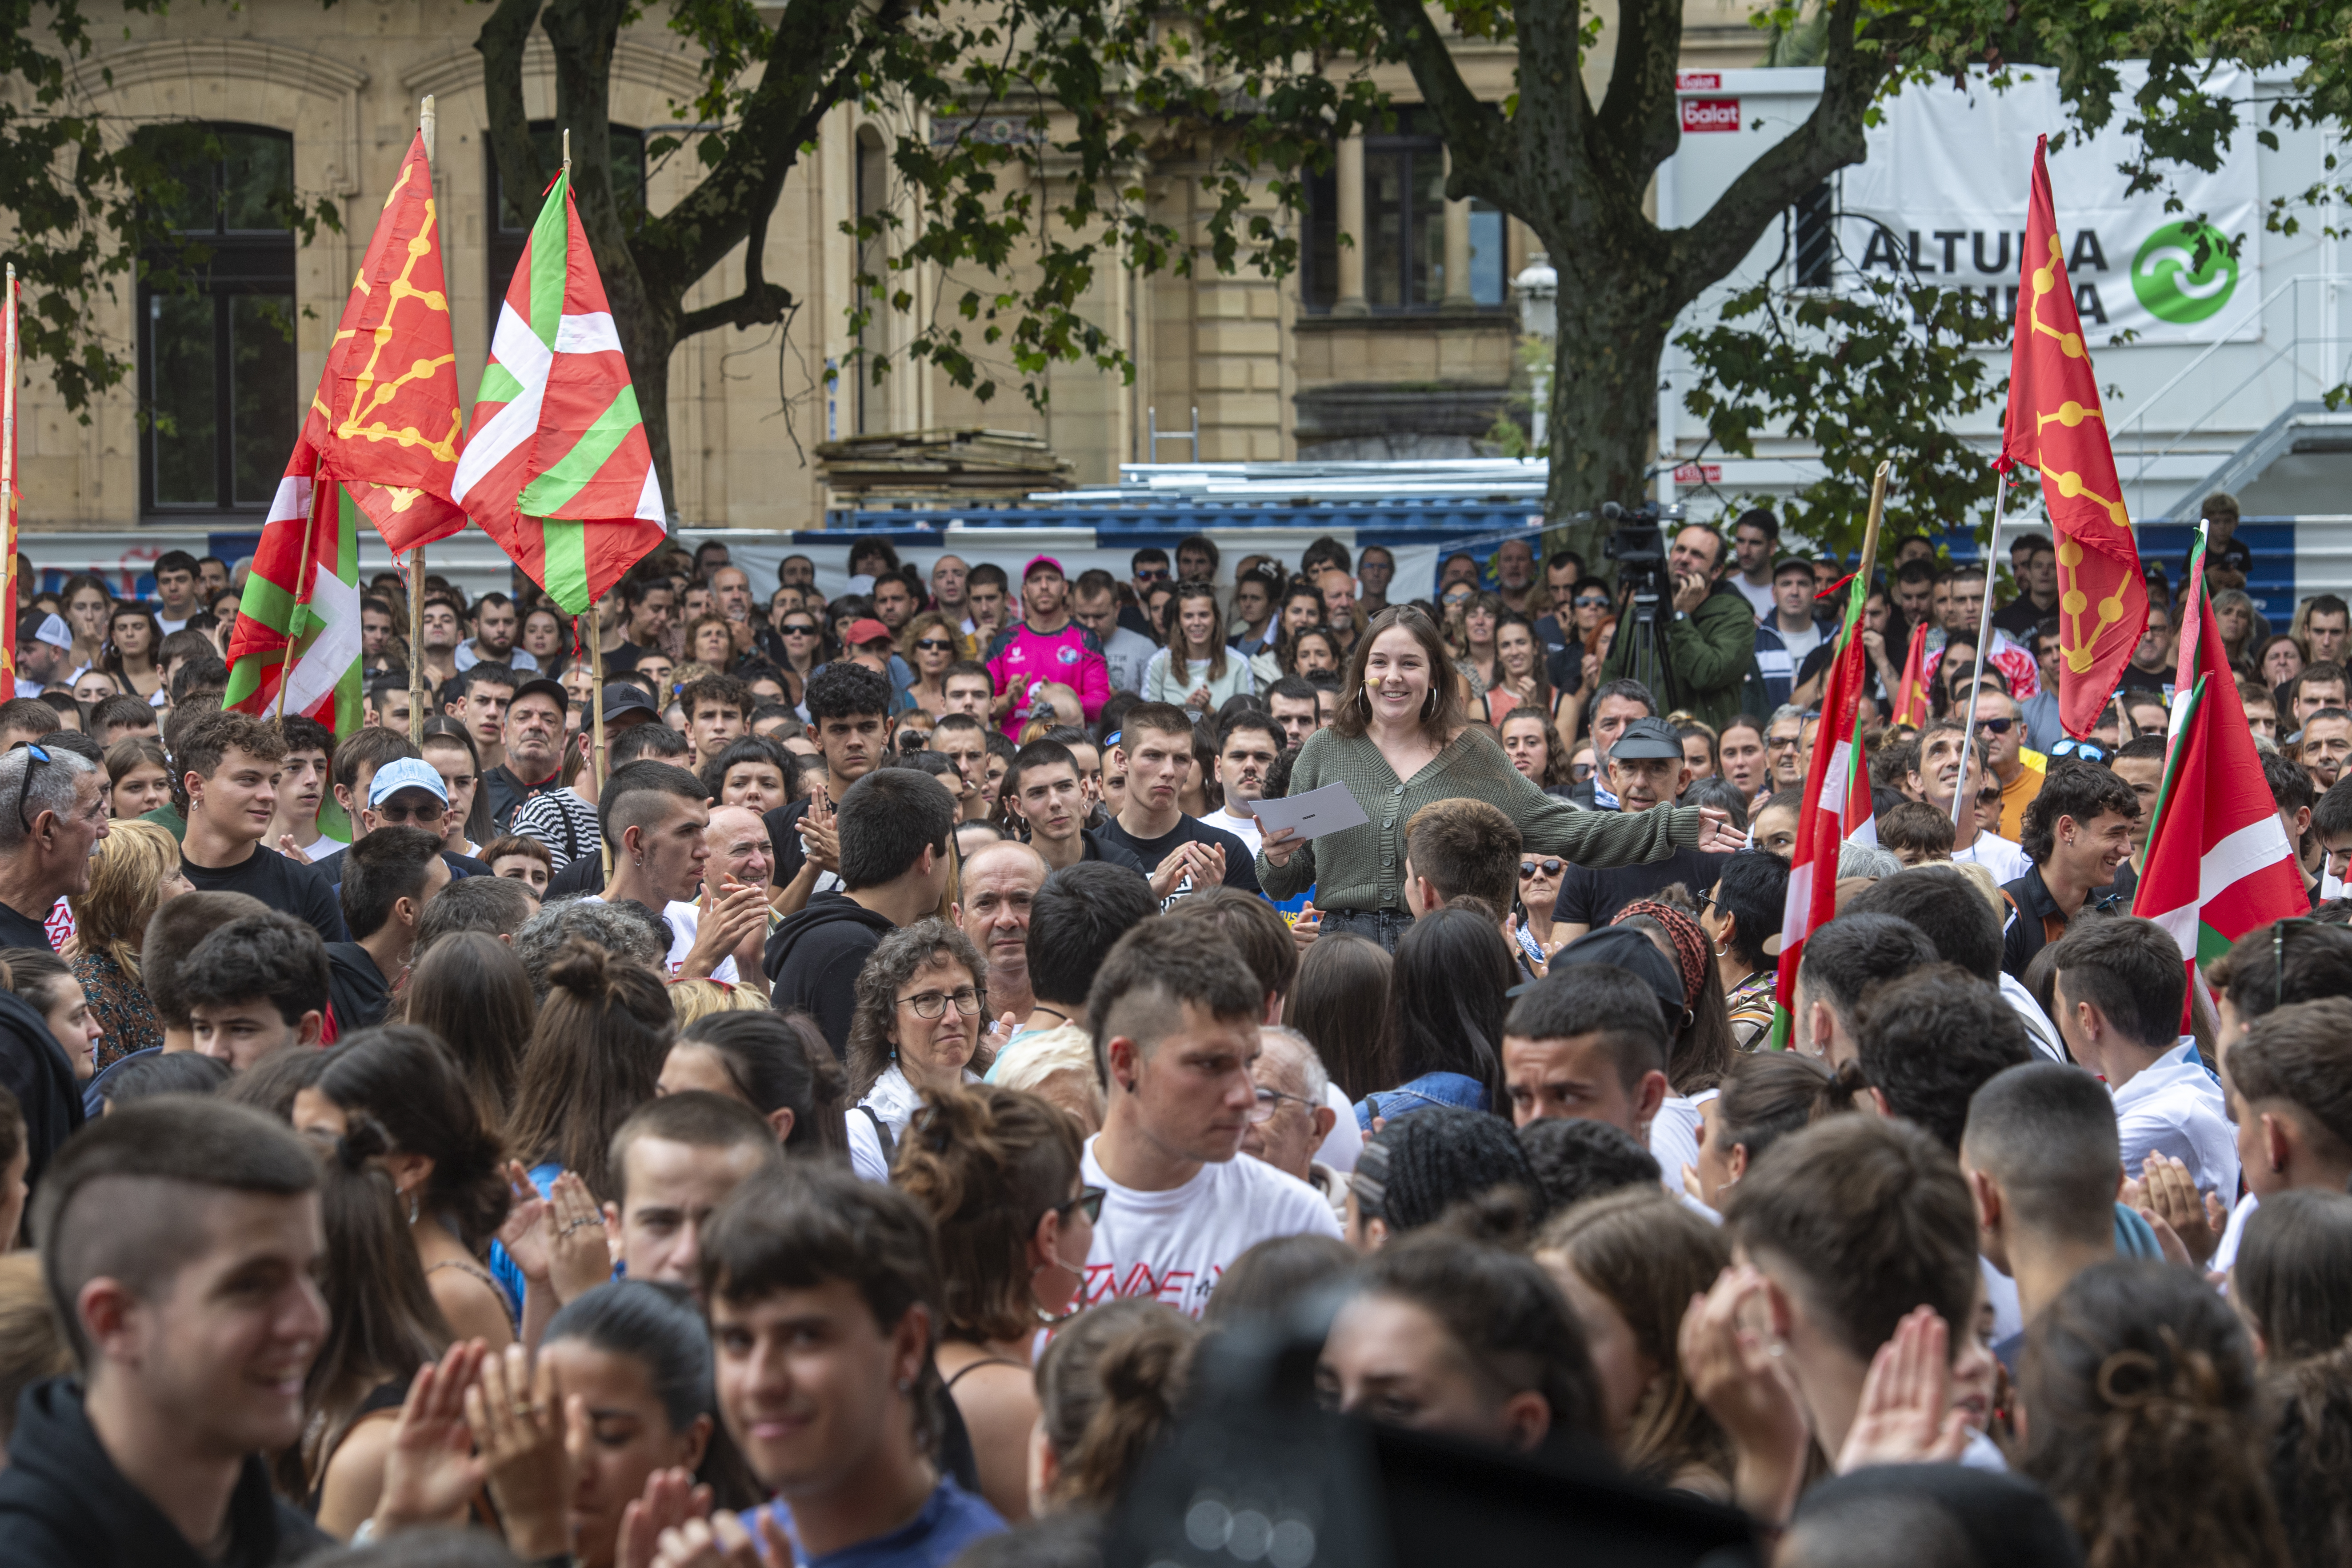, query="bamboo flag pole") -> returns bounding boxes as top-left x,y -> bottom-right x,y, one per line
562,129 -> 613,880
404,93 -> 439,744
